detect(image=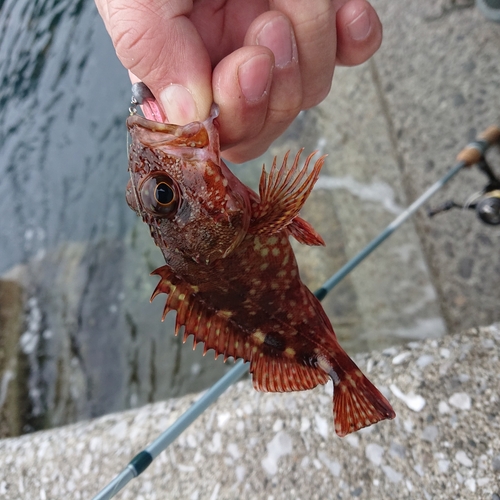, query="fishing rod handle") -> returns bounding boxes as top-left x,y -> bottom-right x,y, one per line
456,125 -> 500,167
